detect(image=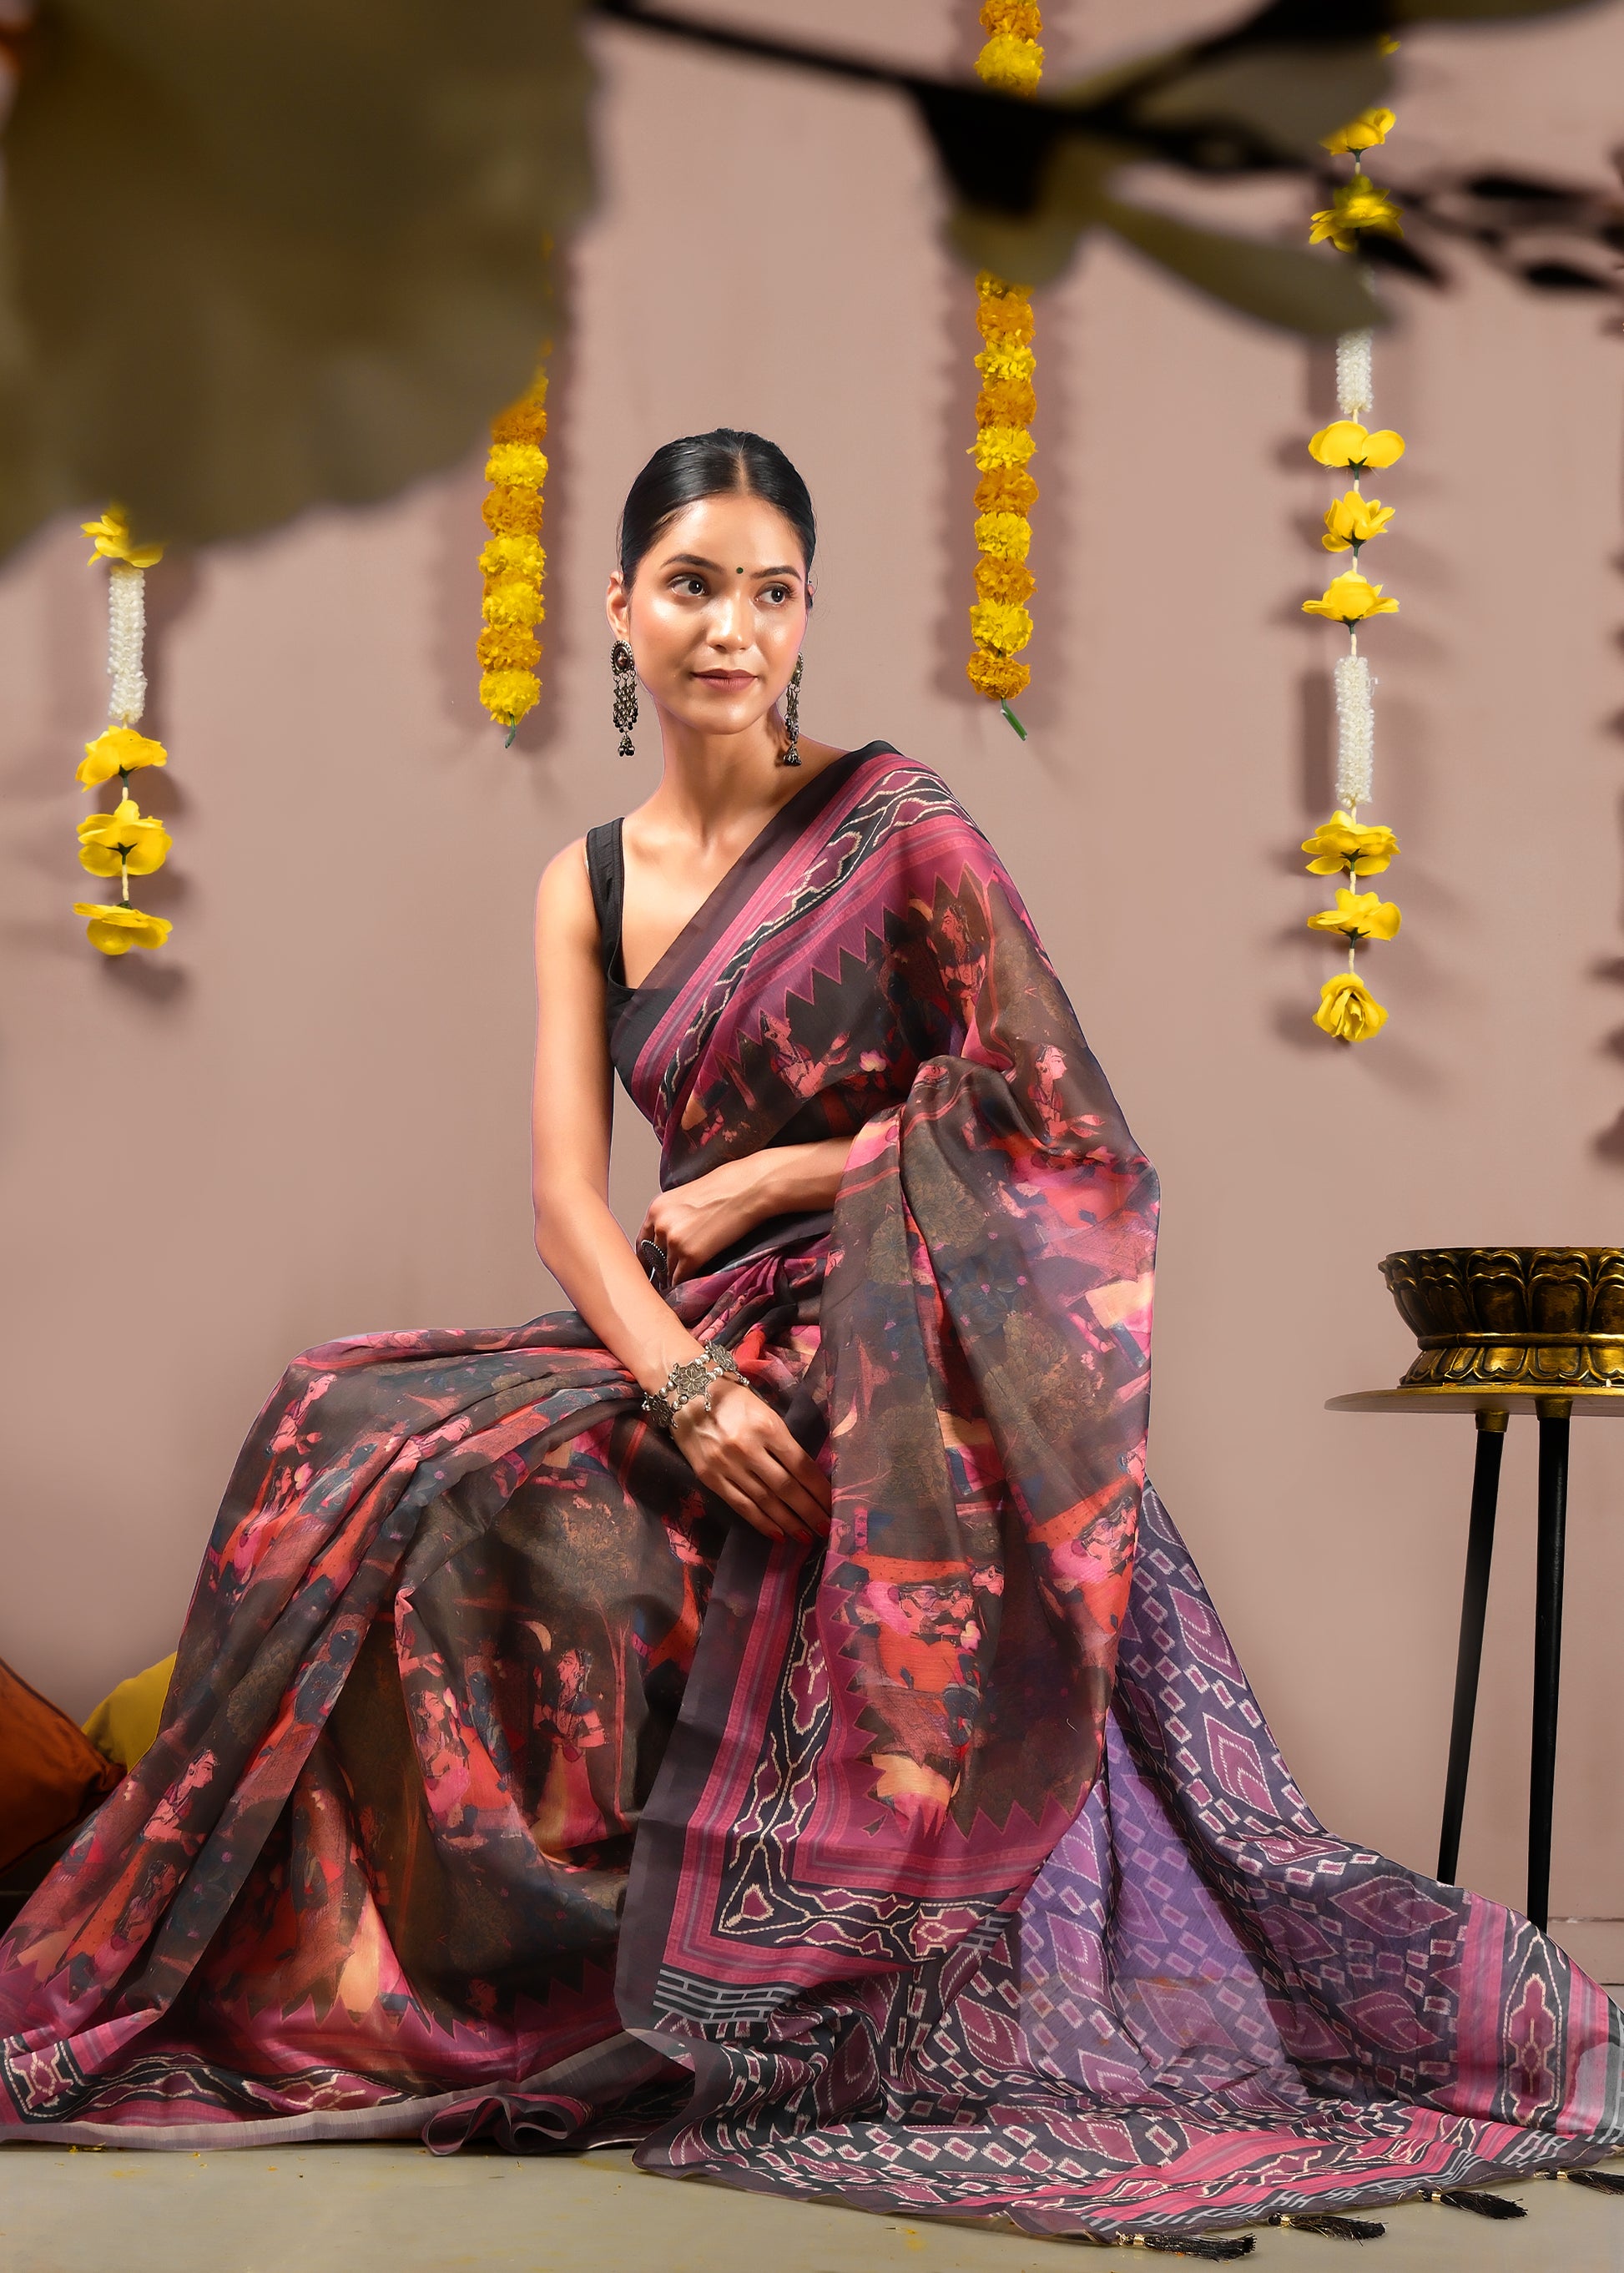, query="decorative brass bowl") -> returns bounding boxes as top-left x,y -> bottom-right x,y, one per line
1381,1247 -> 1624,1390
